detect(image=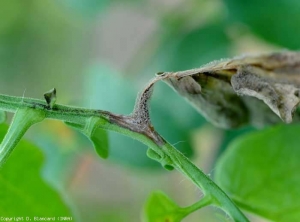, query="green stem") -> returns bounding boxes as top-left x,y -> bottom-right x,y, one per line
0,108 -> 45,166
161,142 -> 249,222
89,118 -> 249,221
0,94 -> 108,124
181,194 -> 213,216
0,93 -> 247,221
